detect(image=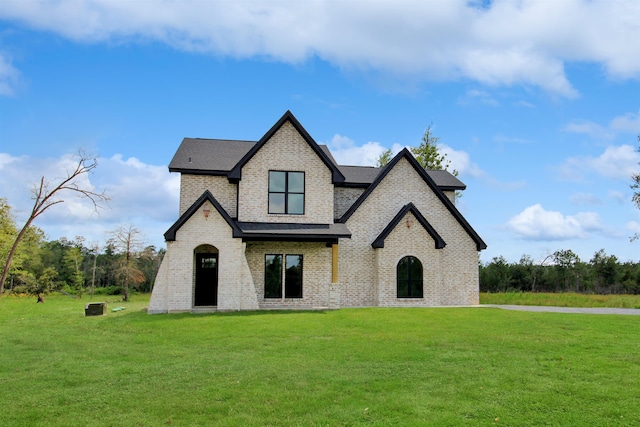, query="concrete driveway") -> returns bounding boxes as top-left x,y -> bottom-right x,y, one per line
483,304 -> 640,315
